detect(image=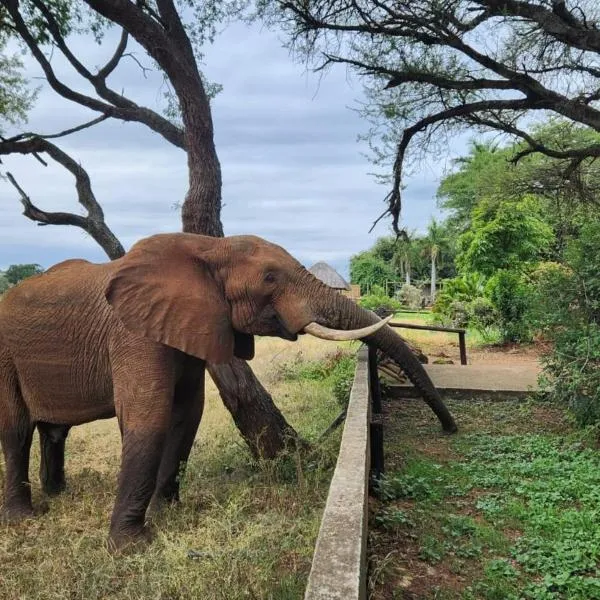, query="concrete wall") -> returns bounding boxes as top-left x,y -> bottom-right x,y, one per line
304,346 -> 370,600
